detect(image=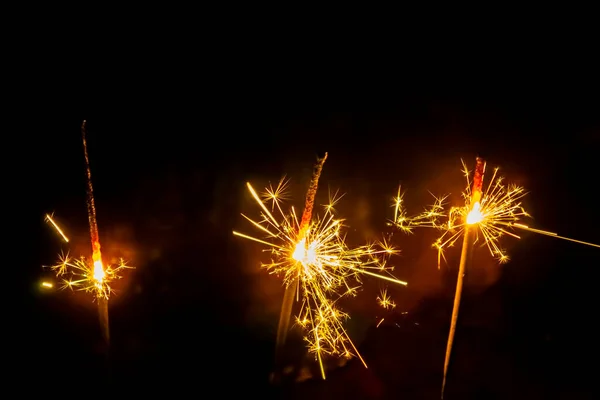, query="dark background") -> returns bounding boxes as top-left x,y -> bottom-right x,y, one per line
24,76 -> 599,398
